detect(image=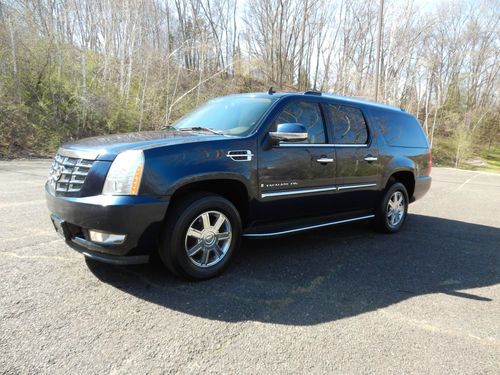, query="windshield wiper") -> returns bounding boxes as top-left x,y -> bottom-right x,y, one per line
178,126 -> 224,135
